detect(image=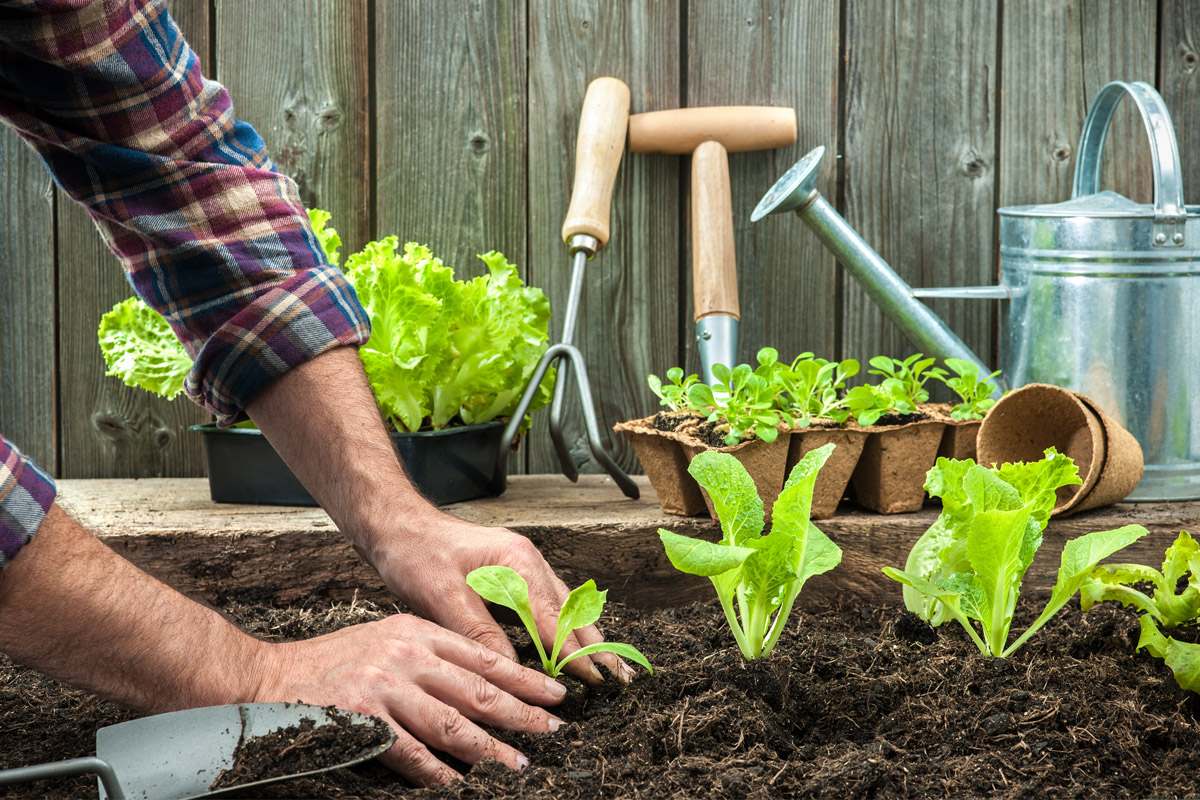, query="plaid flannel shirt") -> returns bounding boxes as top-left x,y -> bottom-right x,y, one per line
0,0 -> 371,564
